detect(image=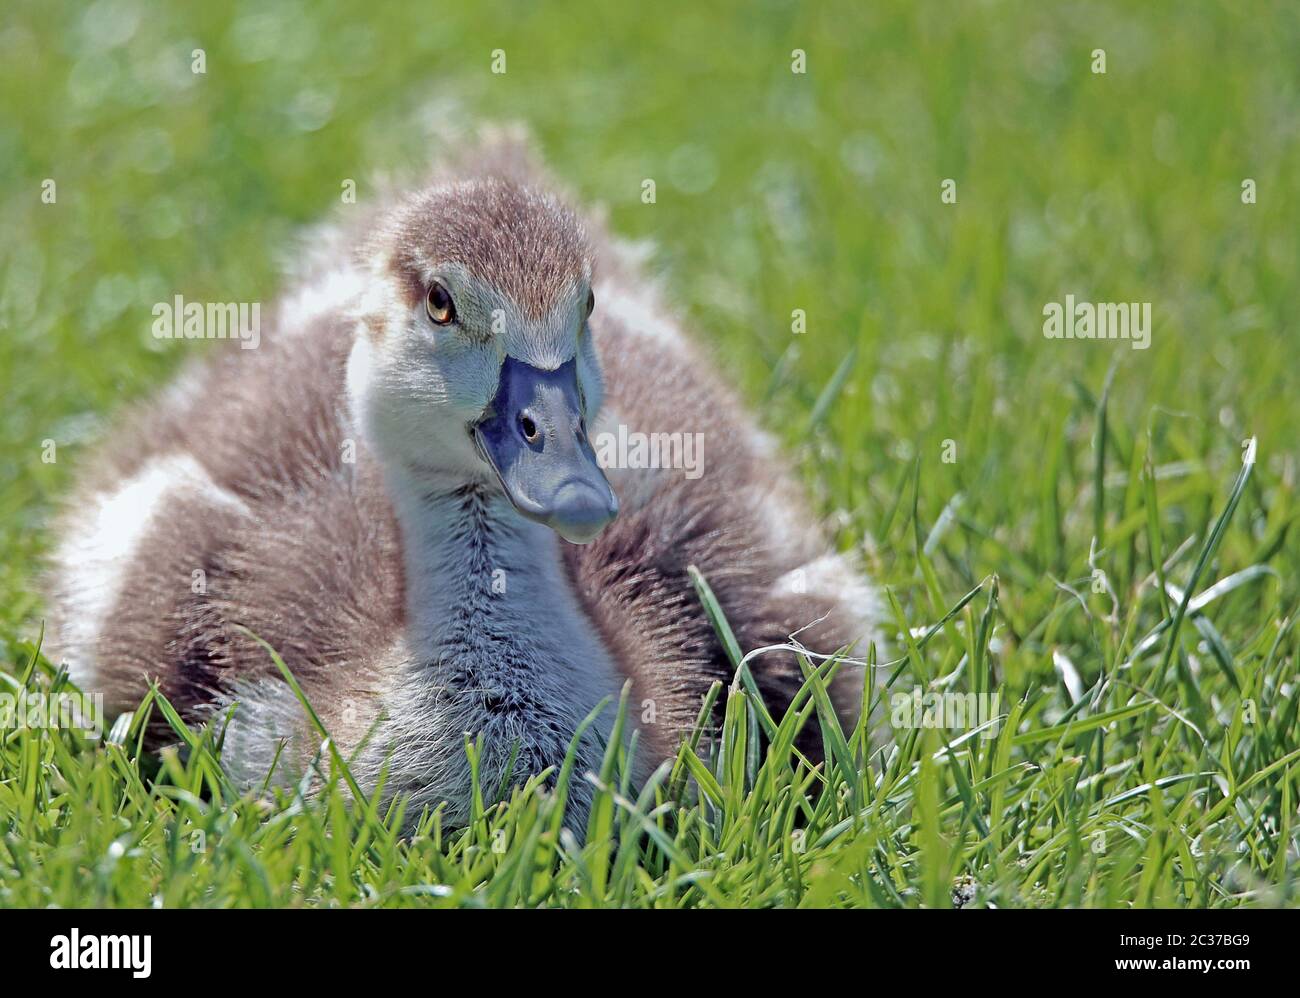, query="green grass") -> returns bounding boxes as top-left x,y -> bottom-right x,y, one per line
2,0 -> 1298,907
